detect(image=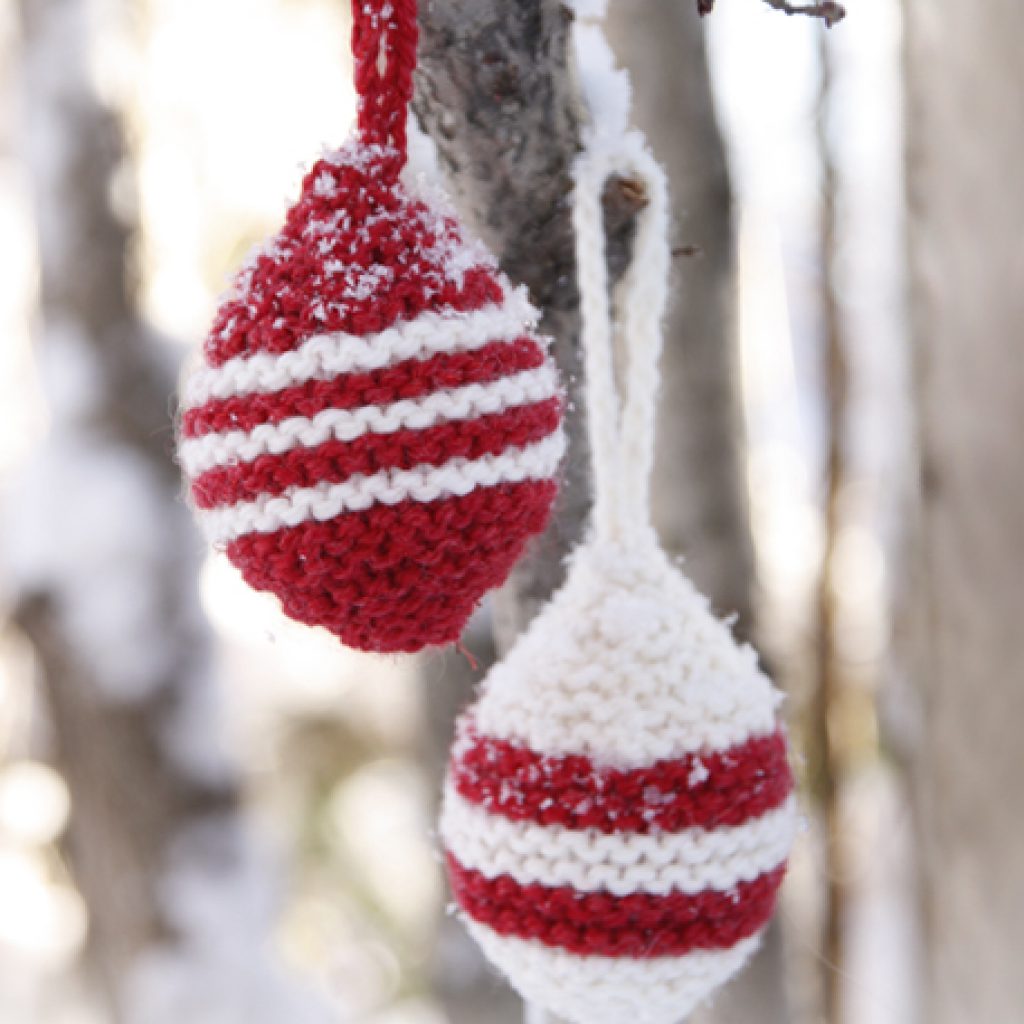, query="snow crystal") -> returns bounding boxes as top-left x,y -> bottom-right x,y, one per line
688,759 -> 711,787
312,170 -> 337,197
347,263 -> 394,302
